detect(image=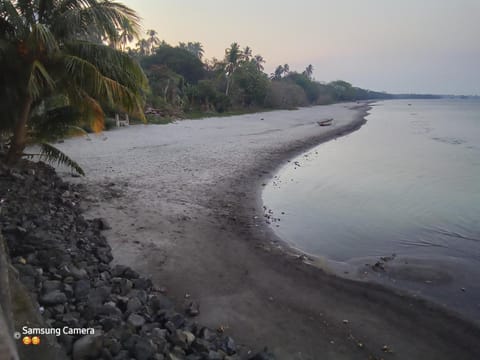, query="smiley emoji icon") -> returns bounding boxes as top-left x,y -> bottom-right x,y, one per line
22,336 -> 32,345
32,336 -> 41,345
